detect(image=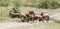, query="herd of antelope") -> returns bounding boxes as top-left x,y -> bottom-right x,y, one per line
9,8 -> 49,23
